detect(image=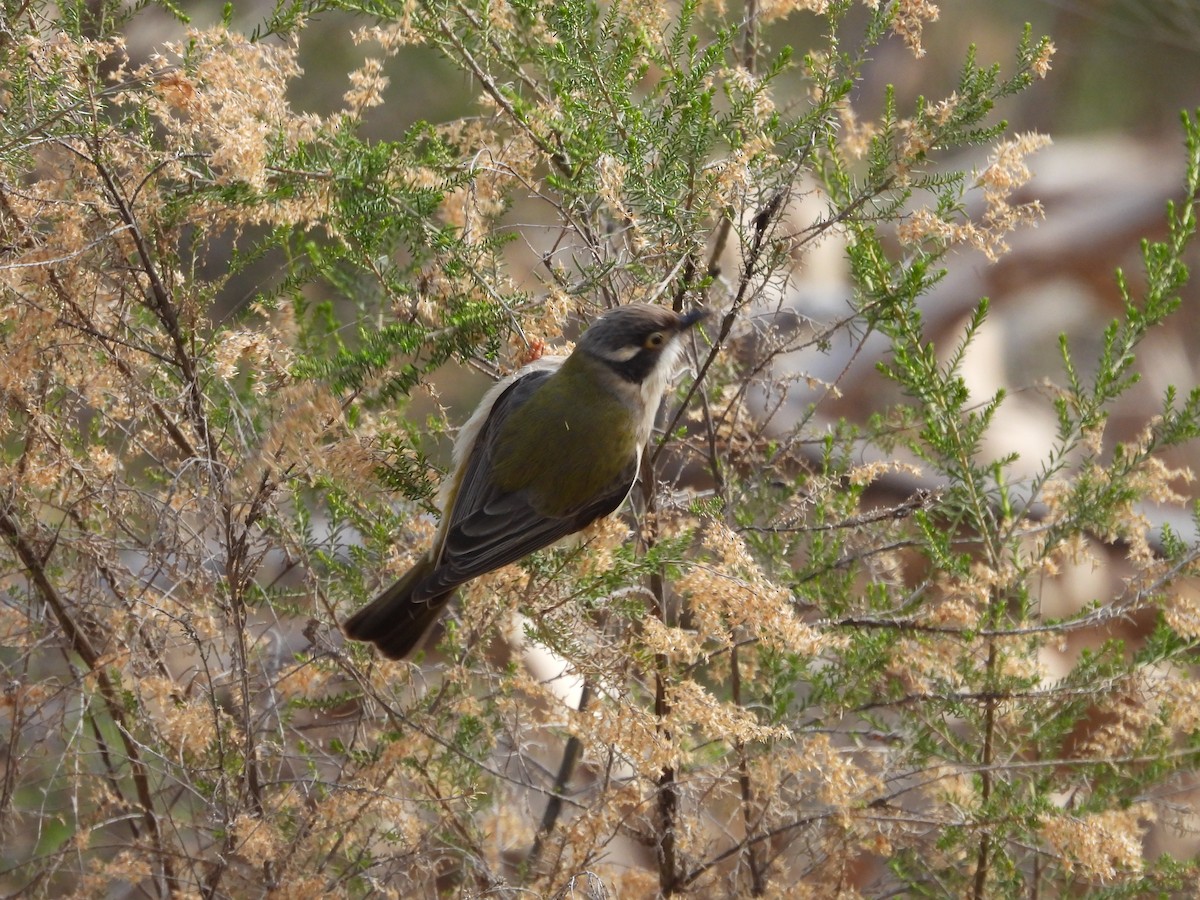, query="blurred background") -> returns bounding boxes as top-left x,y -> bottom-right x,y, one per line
134,1 -> 1200,137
